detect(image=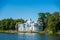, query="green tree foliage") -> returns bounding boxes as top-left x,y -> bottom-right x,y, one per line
47,12 -> 60,33
37,13 -> 46,30
38,12 -> 60,33
16,18 -> 25,24
0,18 -> 25,30
37,12 -> 50,30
